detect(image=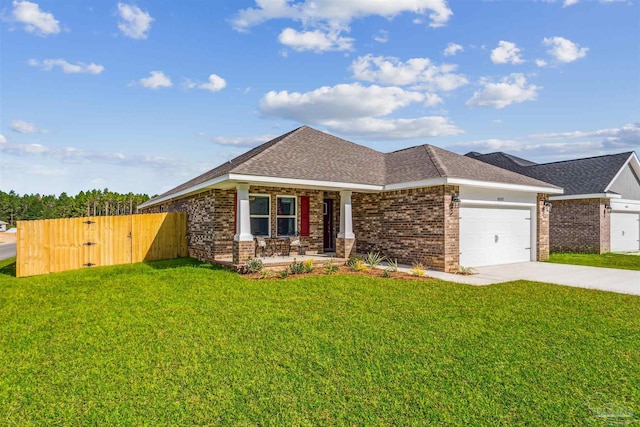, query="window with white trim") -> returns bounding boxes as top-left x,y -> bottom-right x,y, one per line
276,196 -> 296,236
249,195 -> 270,236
